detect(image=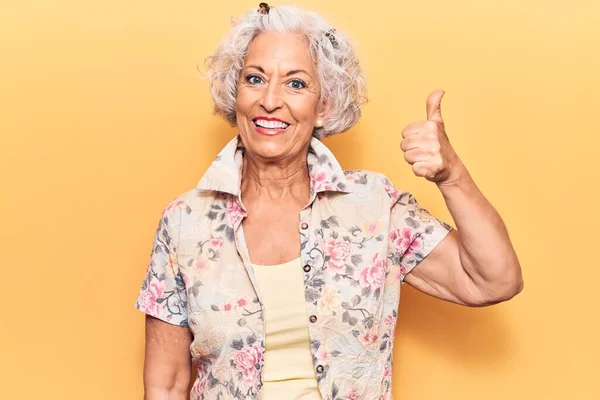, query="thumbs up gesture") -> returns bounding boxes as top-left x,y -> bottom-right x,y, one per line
400,89 -> 463,185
